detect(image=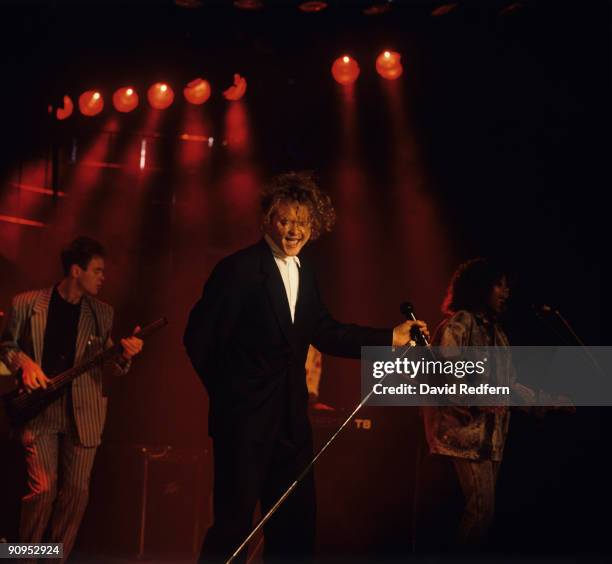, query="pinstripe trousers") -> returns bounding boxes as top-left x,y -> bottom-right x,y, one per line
20,391 -> 97,563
